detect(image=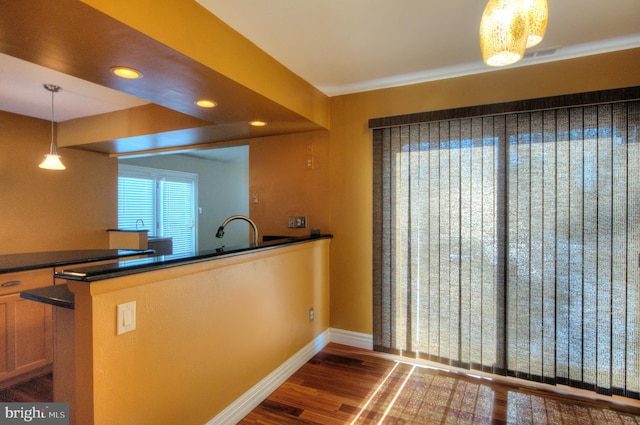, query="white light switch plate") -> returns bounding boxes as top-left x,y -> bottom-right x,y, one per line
117,301 -> 136,335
